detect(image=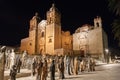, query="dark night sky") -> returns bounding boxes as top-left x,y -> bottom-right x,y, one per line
0,0 -> 117,48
